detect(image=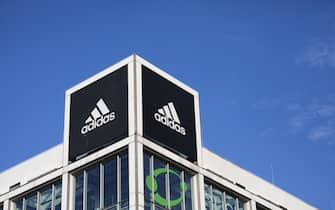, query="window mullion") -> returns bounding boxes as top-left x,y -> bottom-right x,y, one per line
51,184 -> 55,210
223,191 -> 227,210
117,155 -> 121,210
166,163 -> 170,210
23,198 -> 26,210
100,163 -> 104,209
210,185 -> 213,210
235,198 -> 239,210
181,171 -> 186,210
83,170 -> 87,210
150,155 -> 155,210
